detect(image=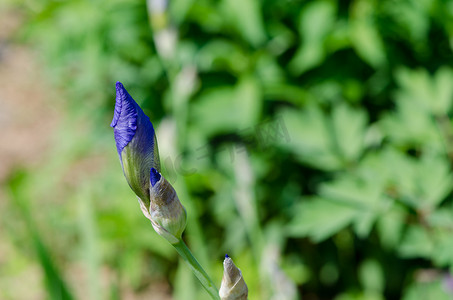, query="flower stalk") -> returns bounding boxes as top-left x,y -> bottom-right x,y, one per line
173,239 -> 221,300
